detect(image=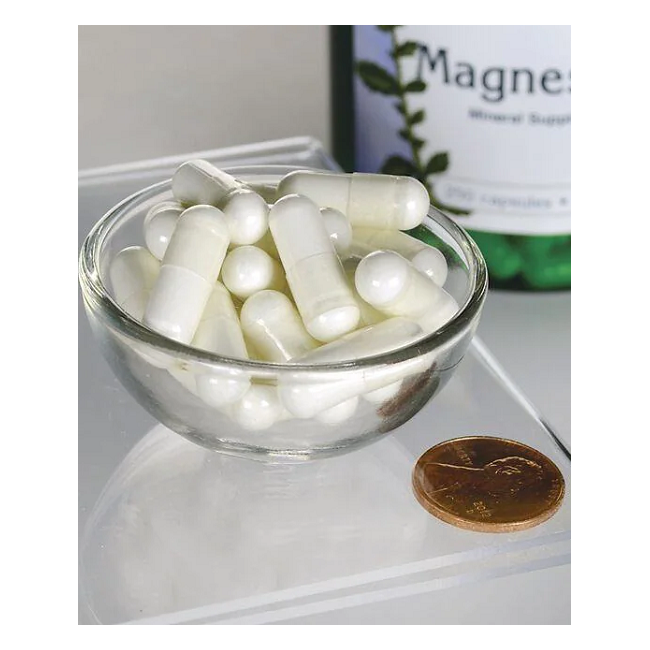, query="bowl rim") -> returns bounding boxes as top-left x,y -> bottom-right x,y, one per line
78,165 -> 488,373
